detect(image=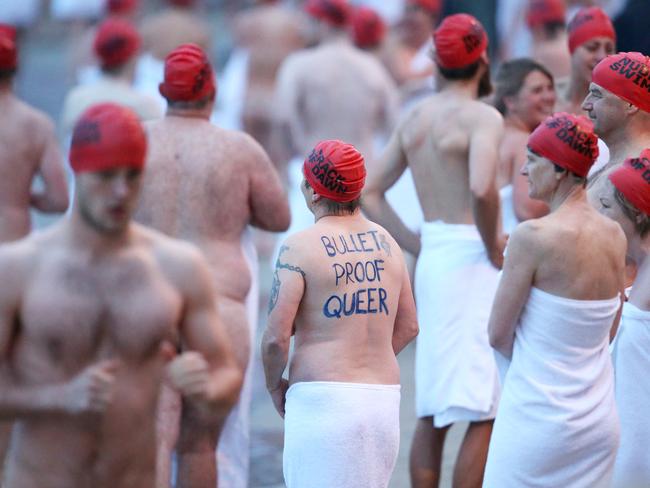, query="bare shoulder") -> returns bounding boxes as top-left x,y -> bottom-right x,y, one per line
468,100 -> 503,126
14,98 -> 55,135
0,226 -> 58,289
508,219 -> 548,259
137,224 -> 208,279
